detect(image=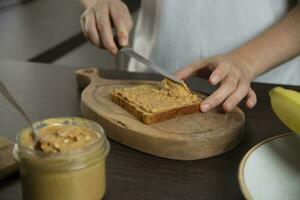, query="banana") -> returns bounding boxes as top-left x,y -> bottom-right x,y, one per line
269,87 -> 300,135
